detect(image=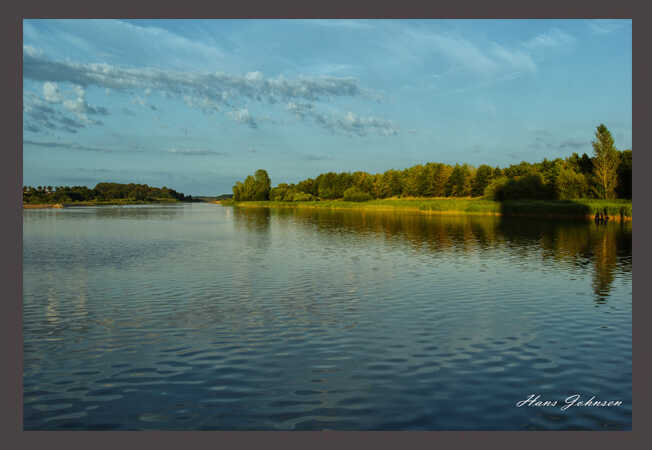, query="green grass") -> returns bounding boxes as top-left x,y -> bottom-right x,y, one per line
224,197 -> 632,219
499,199 -> 632,218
